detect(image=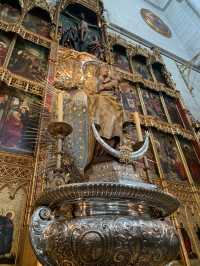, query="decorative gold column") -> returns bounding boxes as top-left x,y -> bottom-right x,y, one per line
184,206 -> 200,260
19,3 -> 61,264
133,111 -> 143,142
137,85 -> 191,265
161,92 -> 200,214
